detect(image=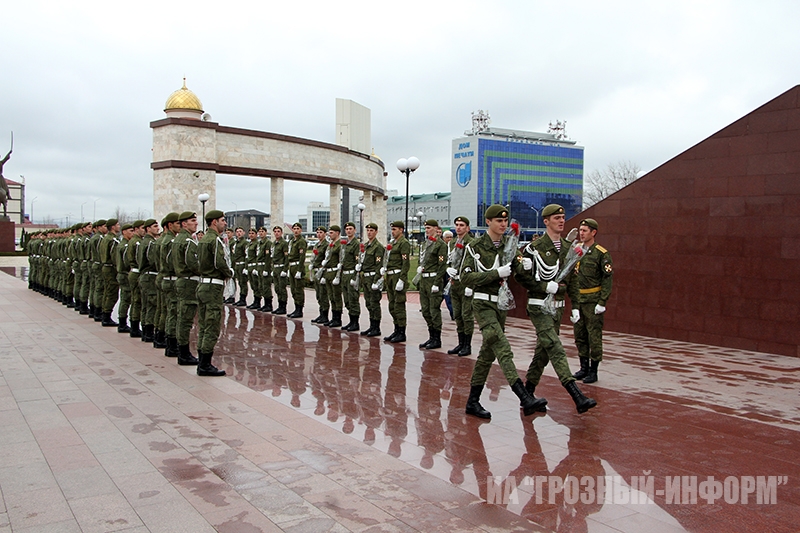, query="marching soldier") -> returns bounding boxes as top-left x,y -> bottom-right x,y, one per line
417,219 -> 448,349
271,225 -> 289,315
196,210 -> 231,376
127,220 -> 145,337
359,222 -> 384,337
257,226 -> 274,312
99,218 -> 121,327
231,226 -> 248,306
383,221 -> 411,343
287,222 -> 307,318
517,204 -> 596,414
172,211 -> 201,366
568,218 -> 613,384
446,216 -> 475,356
309,226 -> 329,324
320,225 -> 344,327
460,204 -> 545,420
116,223 -> 134,333
137,219 -> 160,343
340,222 -> 361,331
